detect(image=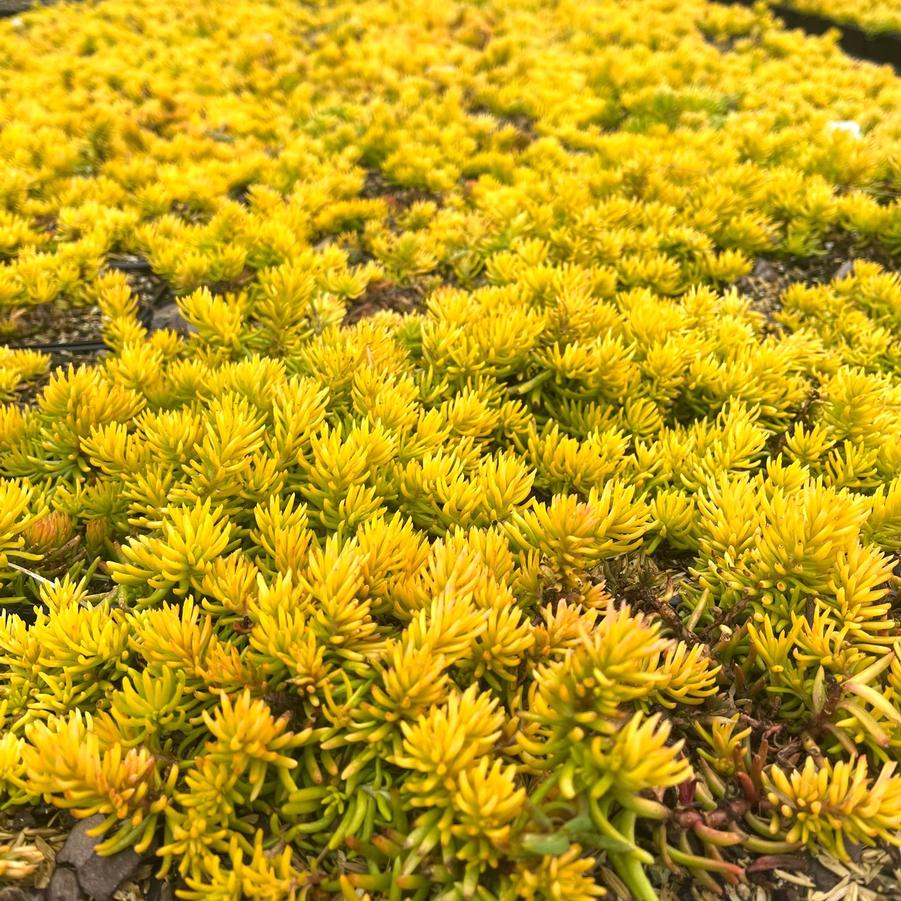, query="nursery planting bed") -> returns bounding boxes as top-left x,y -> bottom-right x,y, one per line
0,0 -> 900,899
